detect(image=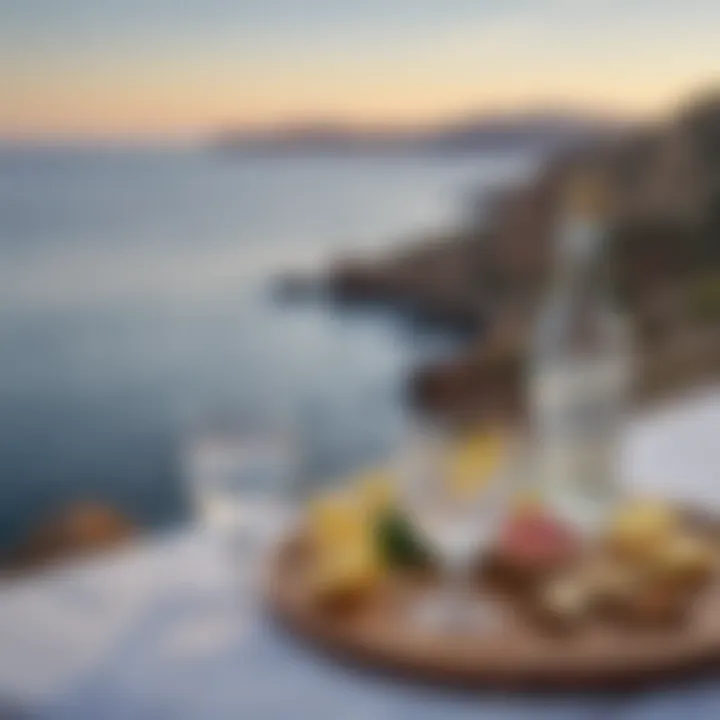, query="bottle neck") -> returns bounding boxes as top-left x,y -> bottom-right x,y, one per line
533,212 -> 626,364
551,215 -> 608,300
